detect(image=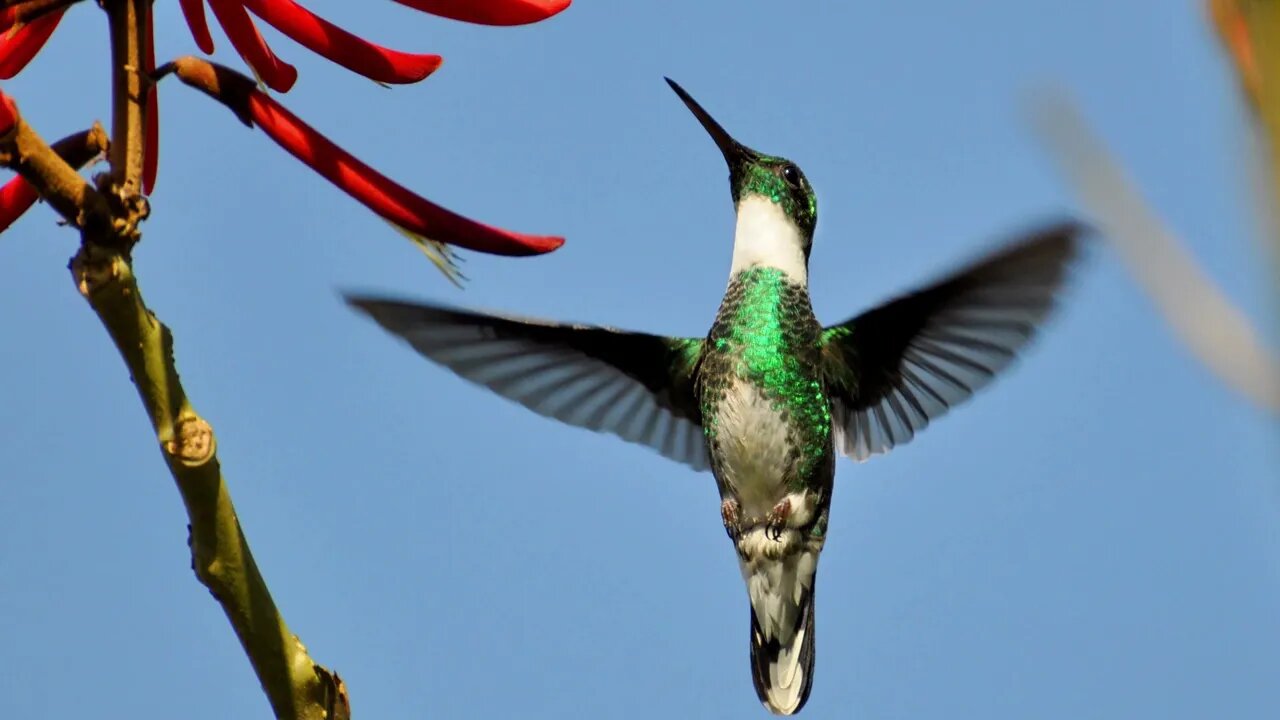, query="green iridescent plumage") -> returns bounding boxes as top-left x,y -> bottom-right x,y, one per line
700,267 -> 832,486
731,155 -> 818,240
